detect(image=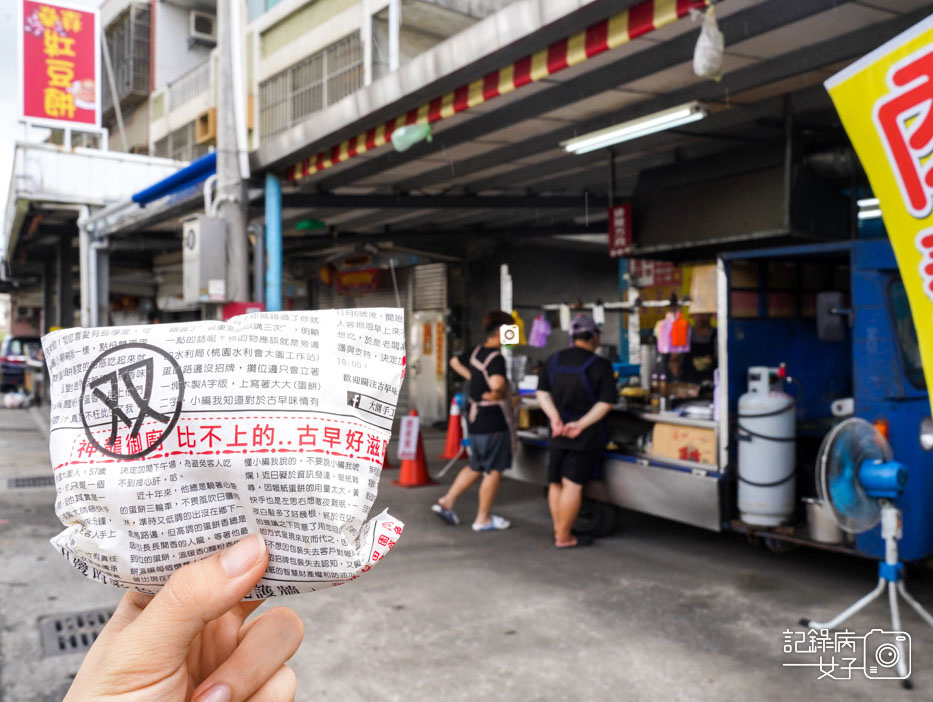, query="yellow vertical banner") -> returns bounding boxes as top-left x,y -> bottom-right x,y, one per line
825,15 -> 933,407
